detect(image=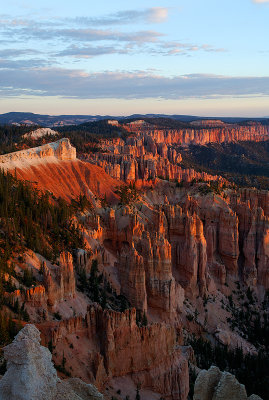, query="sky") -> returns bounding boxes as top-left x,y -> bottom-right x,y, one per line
0,0 -> 269,117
